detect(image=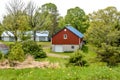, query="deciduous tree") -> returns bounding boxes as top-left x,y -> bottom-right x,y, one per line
40,3 -> 59,37
85,6 -> 120,66
65,7 -> 89,33
2,0 -> 29,41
